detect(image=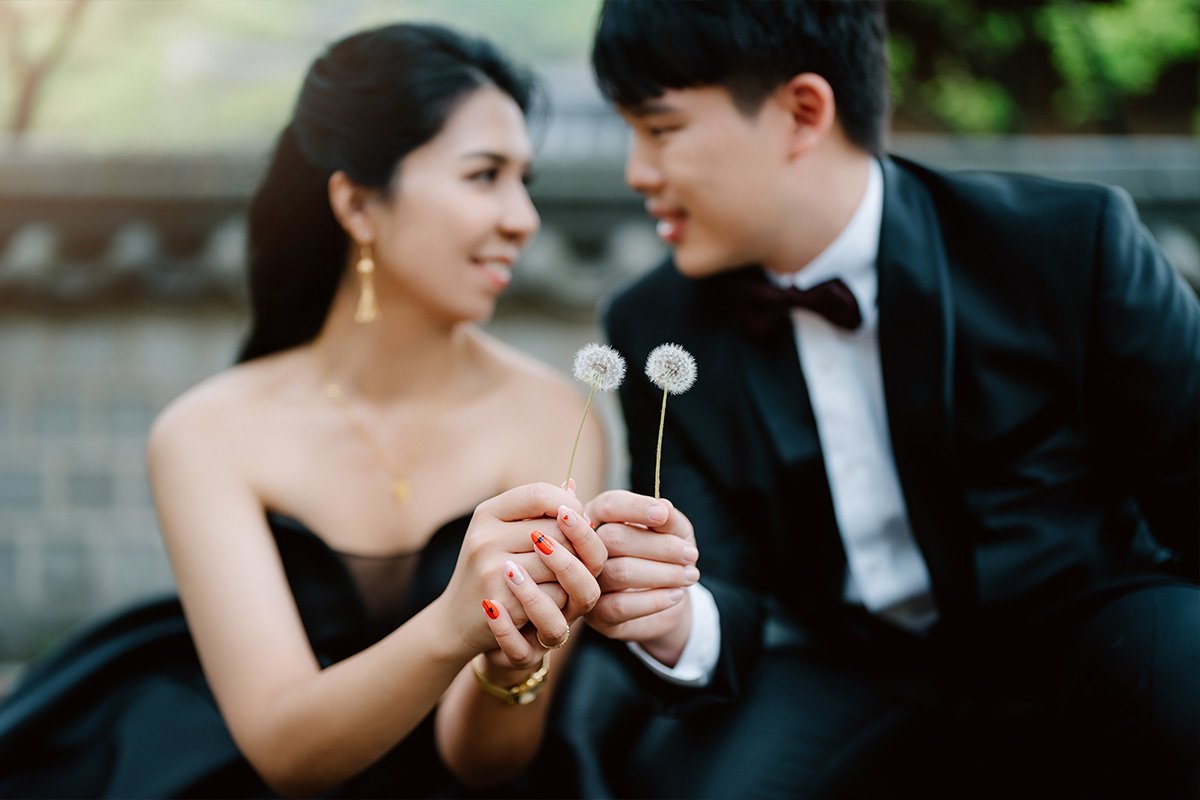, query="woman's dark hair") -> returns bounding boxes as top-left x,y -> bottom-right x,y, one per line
591,0 -> 889,155
238,23 -> 538,363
